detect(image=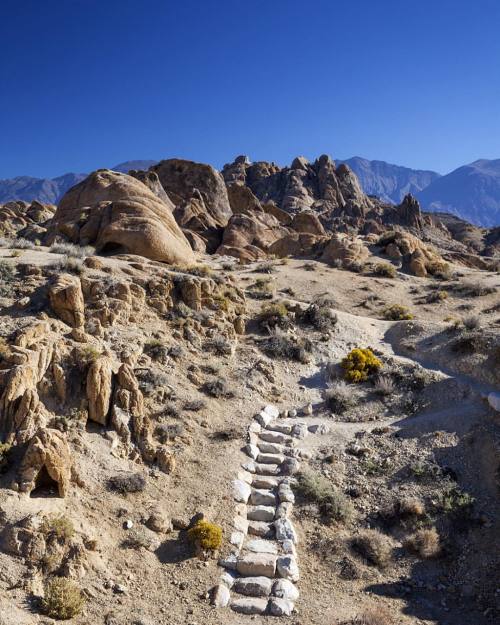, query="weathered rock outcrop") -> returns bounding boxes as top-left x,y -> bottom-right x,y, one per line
0,200 -> 55,240
151,159 -> 232,252
321,234 -> 369,268
86,356 -> 114,425
17,429 -> 72,497
49,170 -> 194,264
49,274 -> 85,328
379,231 -> 448,277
